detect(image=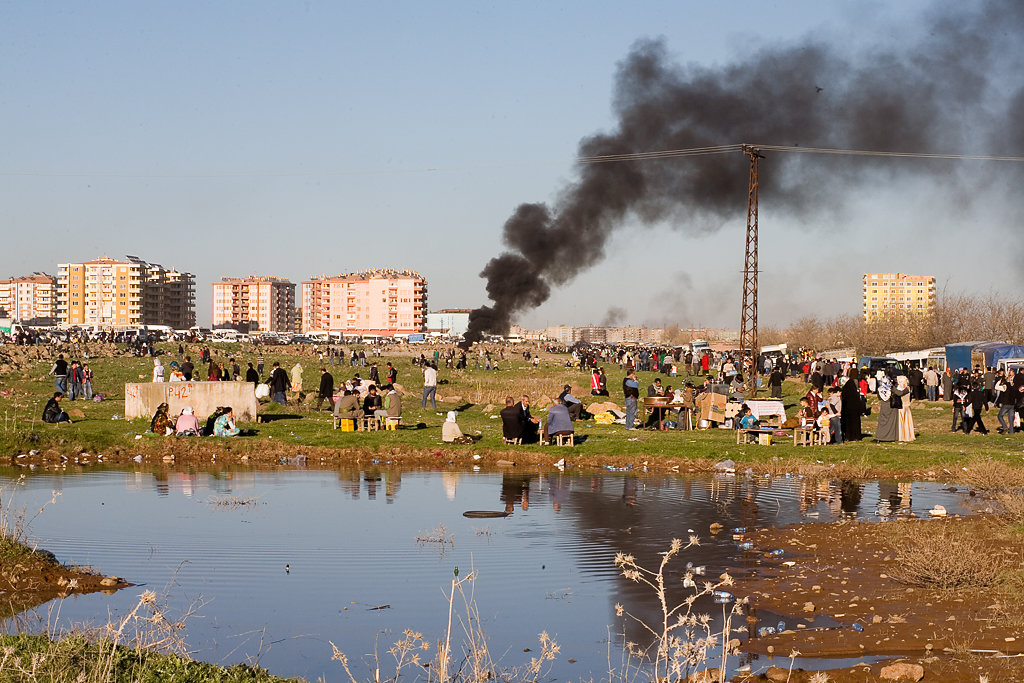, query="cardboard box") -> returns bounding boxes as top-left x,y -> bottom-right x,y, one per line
698,392 -> 728,423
